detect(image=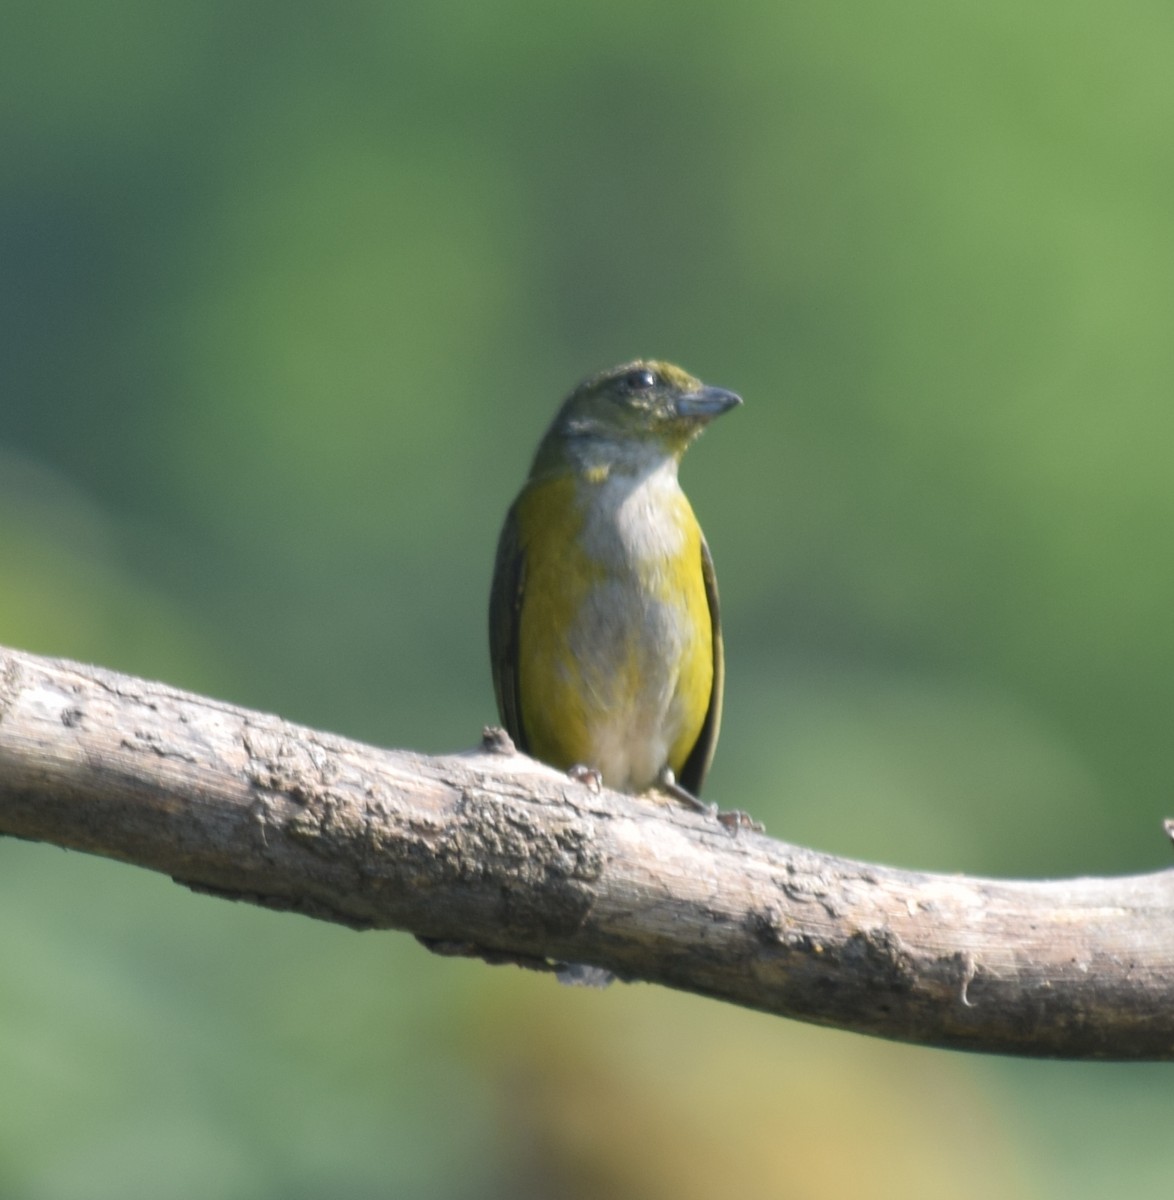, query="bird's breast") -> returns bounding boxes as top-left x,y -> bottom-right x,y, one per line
513,465 -> 714,791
